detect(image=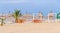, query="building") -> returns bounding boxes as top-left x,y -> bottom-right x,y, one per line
0,14 -> 15,24
48,11 -> 55,22
32,12 -> 44,23
22,14 -> 33,23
